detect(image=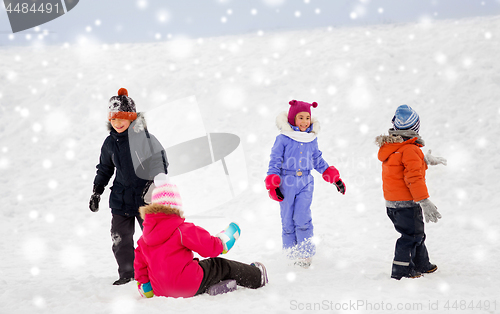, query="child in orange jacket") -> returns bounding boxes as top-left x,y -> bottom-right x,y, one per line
376,105 -> 446,280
